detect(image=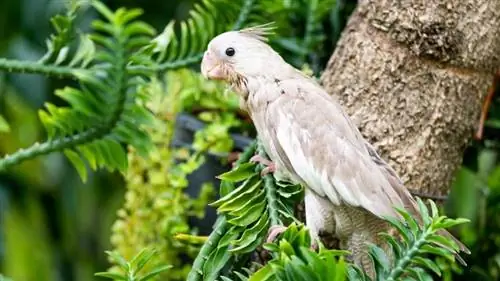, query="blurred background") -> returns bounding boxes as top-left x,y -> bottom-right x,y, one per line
0,0 -> 499,281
